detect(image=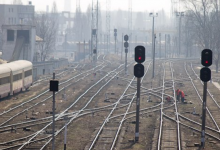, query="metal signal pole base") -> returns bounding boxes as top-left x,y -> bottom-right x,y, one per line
201,82 -> 207,148
135,78 -> 141,142
52,73 -> 55,150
